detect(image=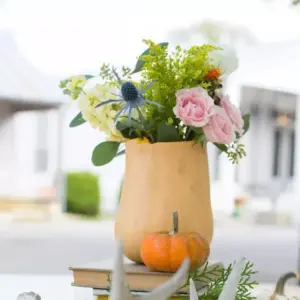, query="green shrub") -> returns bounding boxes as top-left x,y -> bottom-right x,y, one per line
66,172 -> 100,216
